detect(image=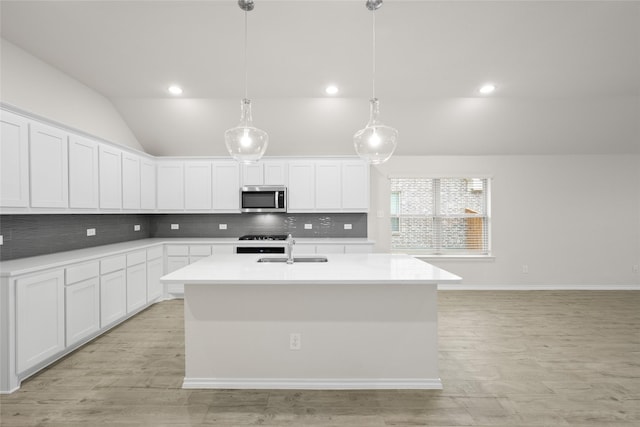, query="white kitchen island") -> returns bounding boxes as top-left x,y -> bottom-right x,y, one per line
161,253 -> 461,390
